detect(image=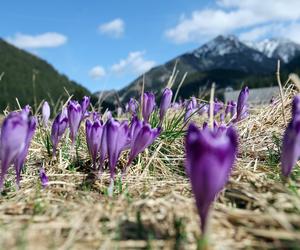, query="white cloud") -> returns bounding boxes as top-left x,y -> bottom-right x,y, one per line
89,66 -> 106,79
239,25 -> 276,41
6,32 -> 67,49
166,0 -> 300,43
98,18 -> 125,38
111,51 -> 156,75
279,22 -> 300,44
239,22 -> 300,43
